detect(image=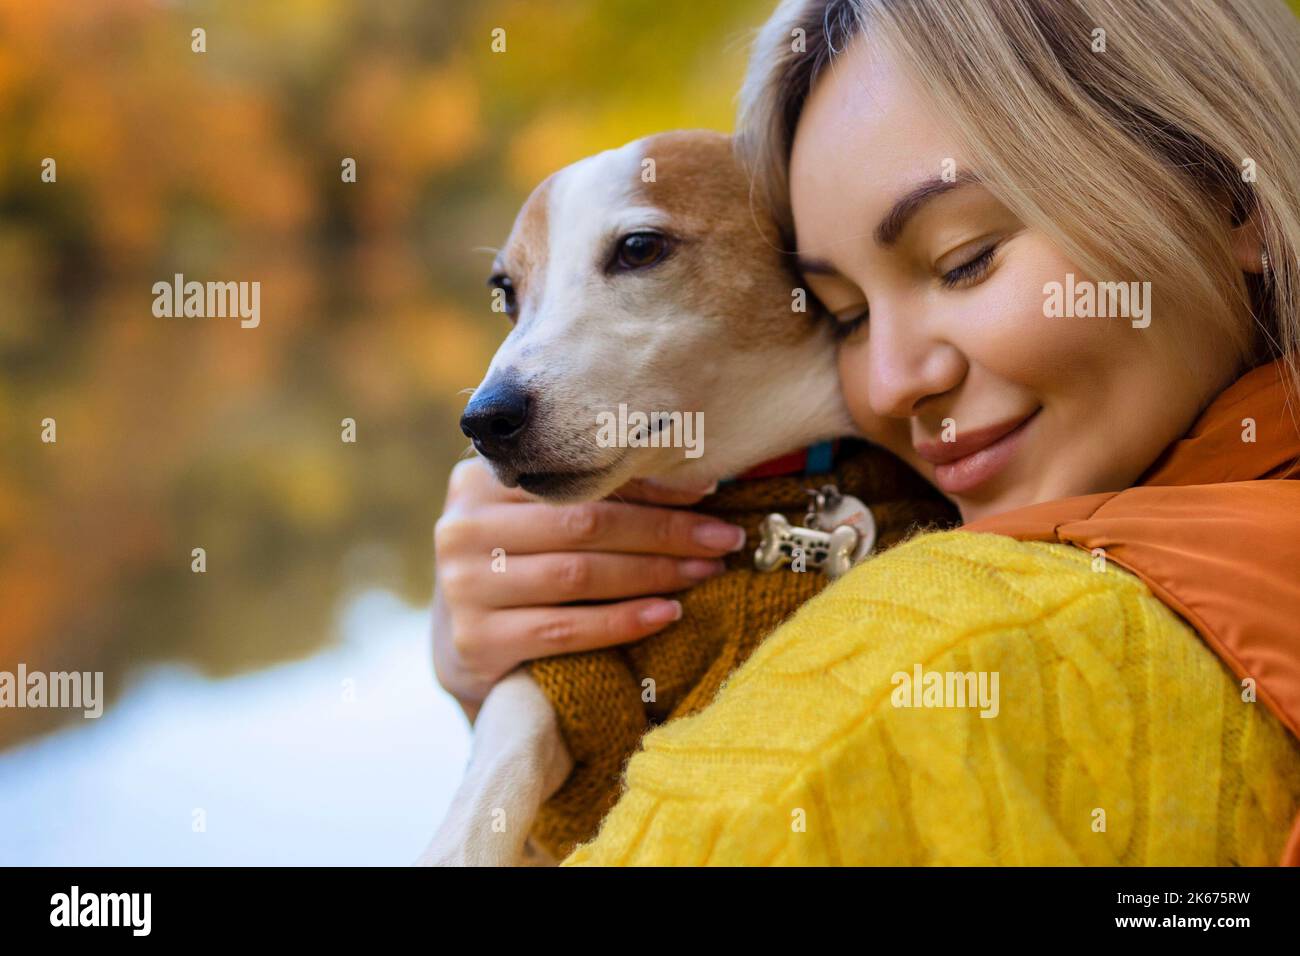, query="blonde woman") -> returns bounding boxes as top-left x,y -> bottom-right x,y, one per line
435,0 -> 1300,865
